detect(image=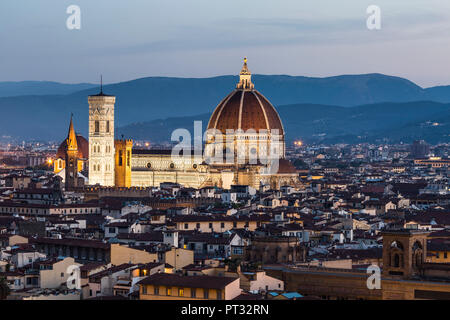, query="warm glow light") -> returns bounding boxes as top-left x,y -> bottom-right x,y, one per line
294,141 -> 303,147
47,158 -> 53,165
145,142 -> 150,147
